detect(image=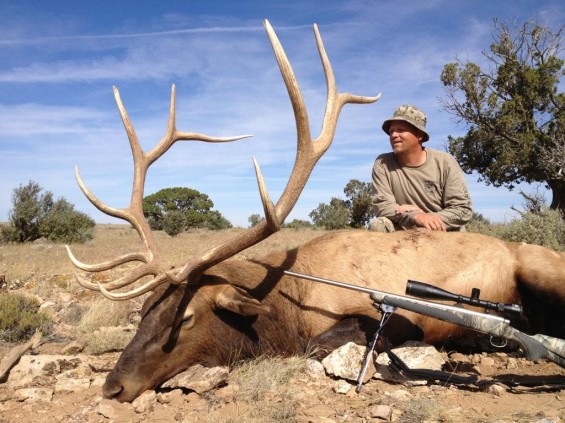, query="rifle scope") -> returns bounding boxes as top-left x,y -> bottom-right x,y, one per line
405,280 -> 523,317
